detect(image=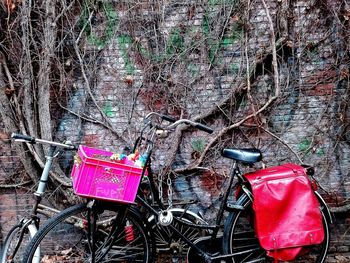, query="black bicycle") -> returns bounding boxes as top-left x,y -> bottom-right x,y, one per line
21,112 -> 331,263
